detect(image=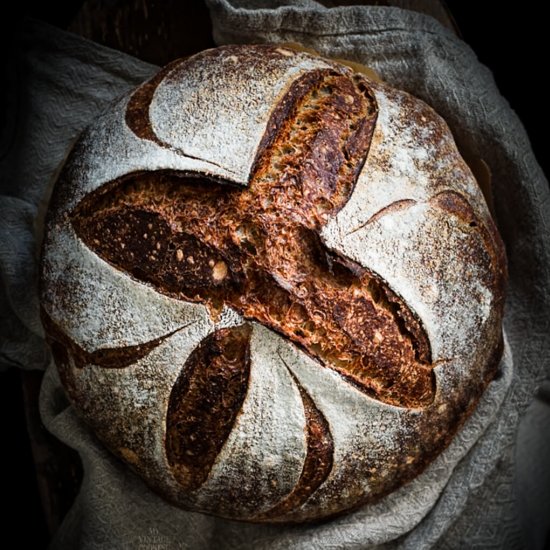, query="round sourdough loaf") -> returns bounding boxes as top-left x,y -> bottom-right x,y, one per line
39,44 -> 507,523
